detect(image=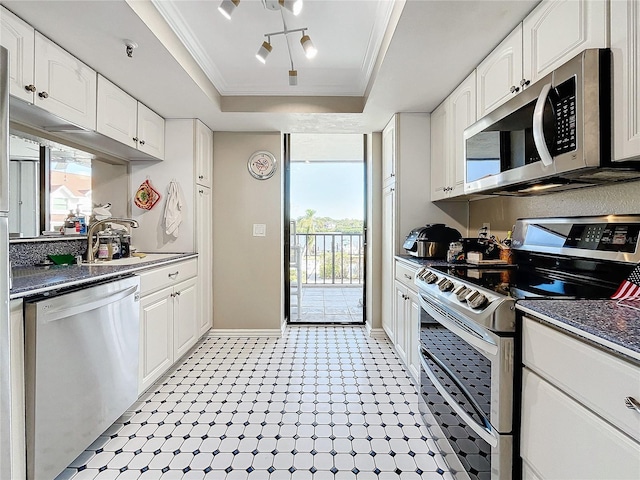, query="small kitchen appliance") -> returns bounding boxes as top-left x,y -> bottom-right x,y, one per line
414,214 -> 640,480
403,224 -> 462,258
